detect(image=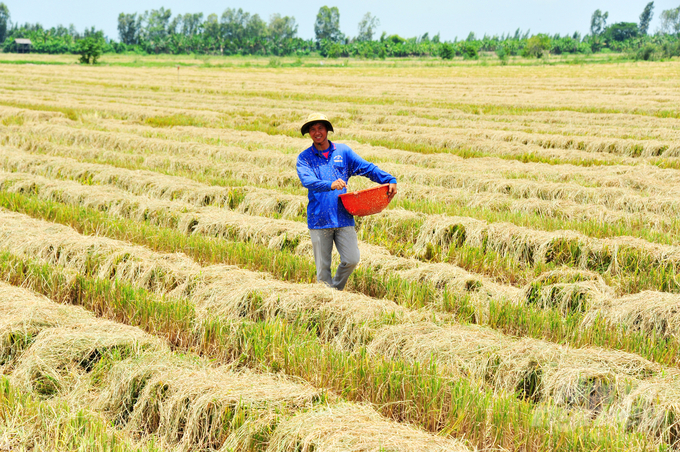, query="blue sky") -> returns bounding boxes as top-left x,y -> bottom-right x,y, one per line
4,0 -> 677,41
